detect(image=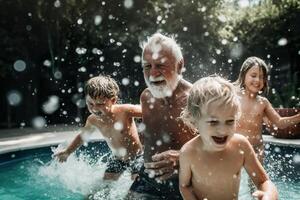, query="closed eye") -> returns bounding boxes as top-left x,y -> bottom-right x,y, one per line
143,64 -> 151,70
207,120 -> 219,126
226,120 -> 235,125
